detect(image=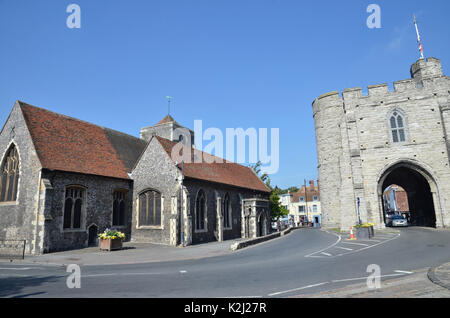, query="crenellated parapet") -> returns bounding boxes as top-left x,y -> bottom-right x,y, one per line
313,57 -> 448,115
